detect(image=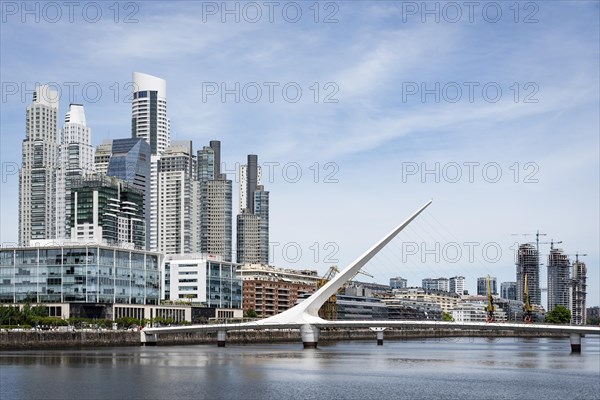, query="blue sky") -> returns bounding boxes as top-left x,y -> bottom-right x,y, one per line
1,1 -> 598,306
